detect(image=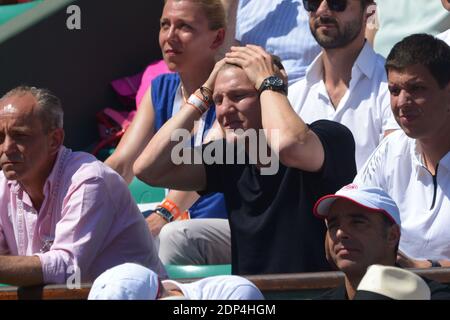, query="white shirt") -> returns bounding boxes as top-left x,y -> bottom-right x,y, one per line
163,275 -> 264,300
288,41 -> 399,170
236,0 -> 321,84
373,0 -> 450,57
354,131 -> 450,260
437,29 -> 450,45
